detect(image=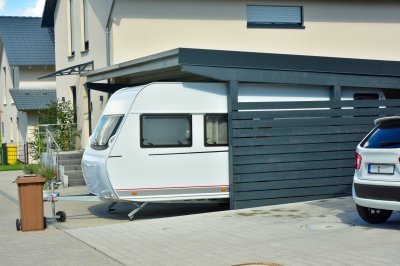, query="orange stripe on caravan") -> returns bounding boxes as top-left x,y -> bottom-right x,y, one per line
115,185 -> 229,191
